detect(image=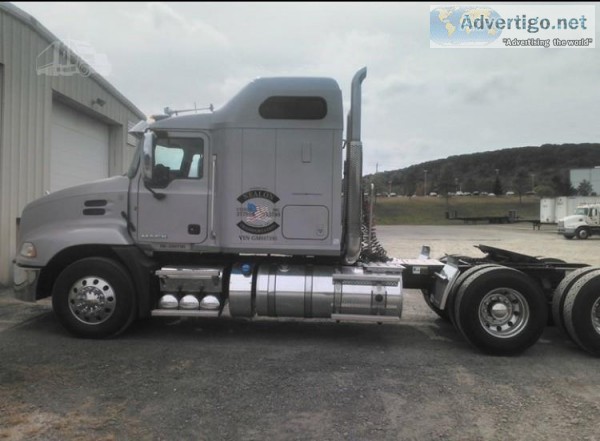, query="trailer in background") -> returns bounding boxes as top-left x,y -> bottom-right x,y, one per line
540,196 -> 600,224
540,198 -> 557,223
